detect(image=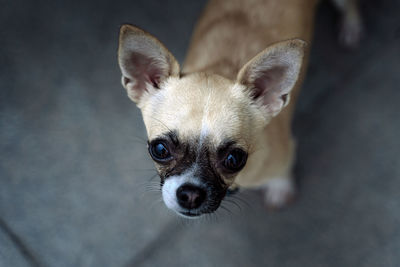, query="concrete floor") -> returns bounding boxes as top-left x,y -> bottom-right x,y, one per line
1,0 -> 399,266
